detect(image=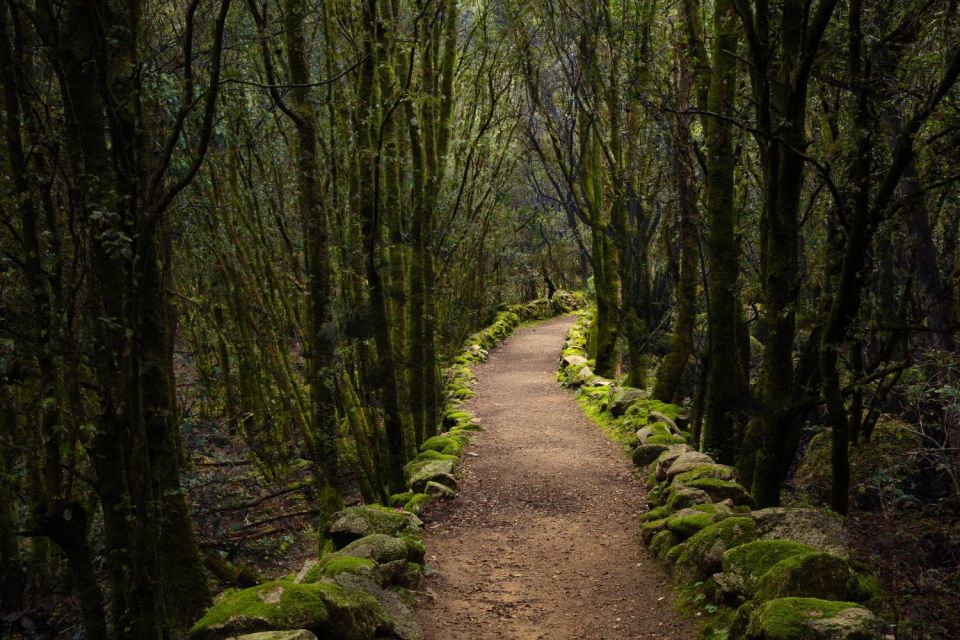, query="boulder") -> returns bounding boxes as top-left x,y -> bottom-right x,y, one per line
329,506 -> 422,549
610,386 -> 647,417
566,365 -> 594,387
717,539 -> 818,599
334,574 -> 423,640
562,354 -> 588,368
190,579 -> 386,640
681,478 -> 753,506
751,508 -> 849,558
666,451 -> 717,480
654,445 -> 693,481
673,463 -> 739,484
745,597 -> 882,639
632,443 -> 670,467
664,485 -> 712,511
404,459 -> 457,493
424,480 -> 457,498
648,411 -> 680,433
665,508 -> 717,538
649,529 -> 683,561
754,552 -> 879,604
636,423 -> 673,445
339,534 -> 409,566
677,516 -> 758,577
665,502 -> 734,538
419,434 -> 468,457
305,554 -> 380,585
